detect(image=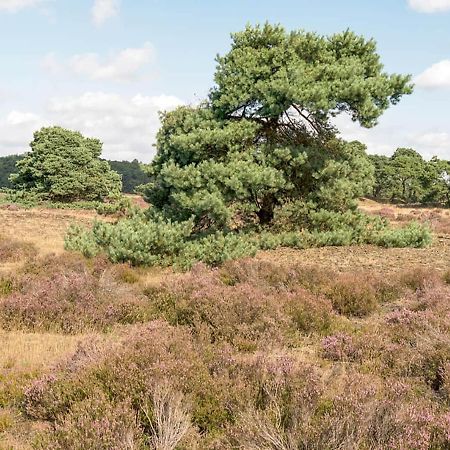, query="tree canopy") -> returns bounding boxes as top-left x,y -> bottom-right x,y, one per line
370,150 -> 450,205
67,24 -> 431,268
142,24 -> 412,231
10,126 -> 122,202
107,159 -> 150,194
0,155 -> 23,190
